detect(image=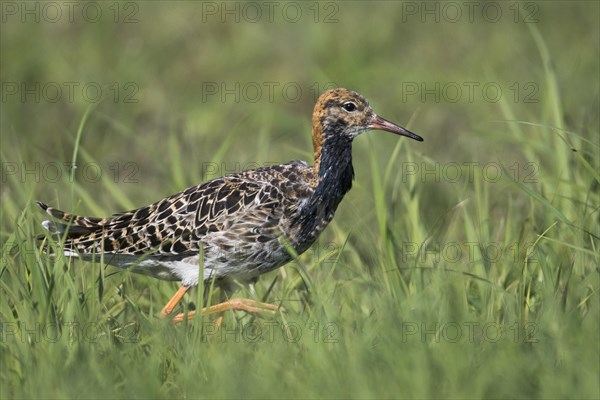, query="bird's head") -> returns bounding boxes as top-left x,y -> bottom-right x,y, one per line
311,88 -> 423,165
313,87 -> 423,141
